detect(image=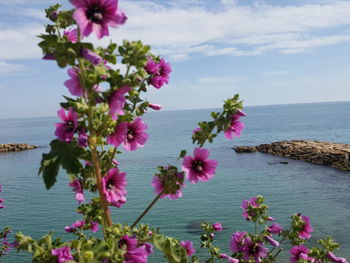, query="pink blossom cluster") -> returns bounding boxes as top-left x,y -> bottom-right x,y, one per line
230,232 -> 268,263
64,220 -> 98,233
145,58 -> 172,89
